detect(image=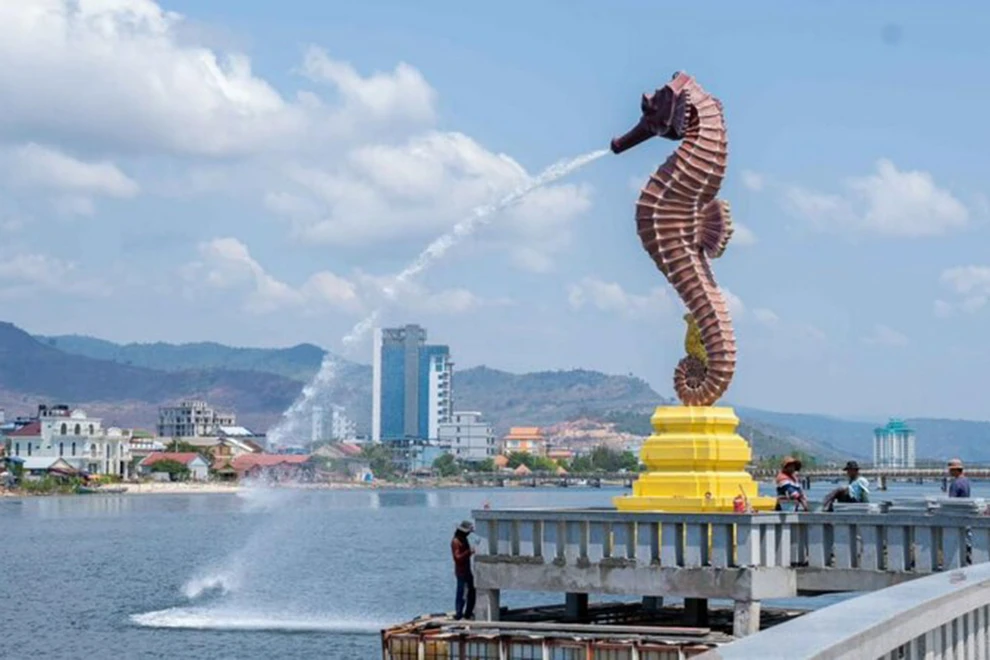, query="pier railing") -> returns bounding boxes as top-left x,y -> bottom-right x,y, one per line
475,509 -> 990,577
